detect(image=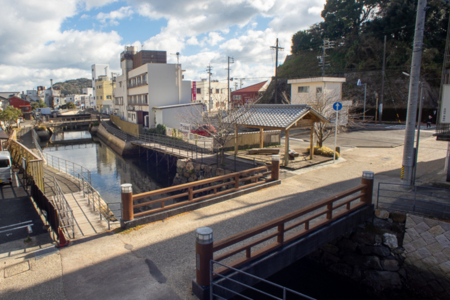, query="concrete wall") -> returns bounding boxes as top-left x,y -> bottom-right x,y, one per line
96,123 -> 138,156
153,104 -> 203,129
221,130 -> 281,151
290,81 -> 343,105
110,115 -> 142,137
